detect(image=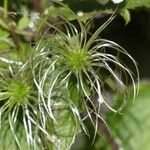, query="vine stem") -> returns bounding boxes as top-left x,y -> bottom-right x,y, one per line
4,0 -> 8,18
98,118 -> 119,150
